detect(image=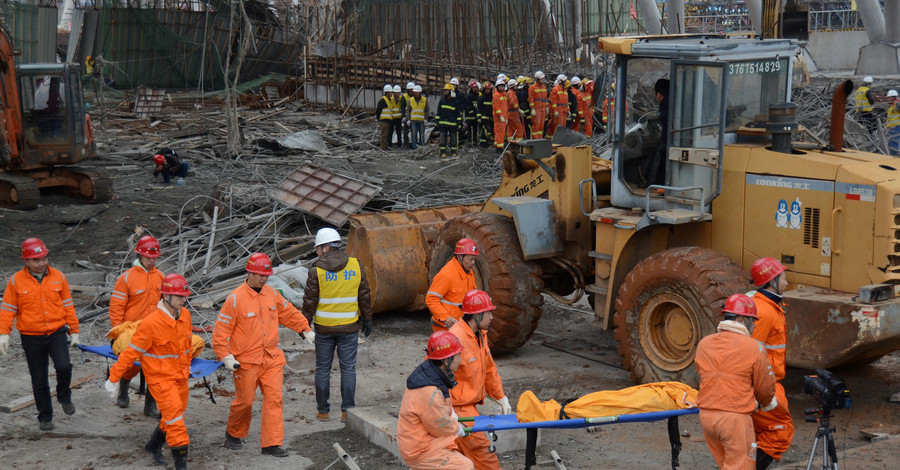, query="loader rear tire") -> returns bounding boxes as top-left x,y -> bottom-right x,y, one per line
430,212 -> 544,355
613,247 -> 750,386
